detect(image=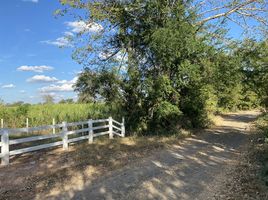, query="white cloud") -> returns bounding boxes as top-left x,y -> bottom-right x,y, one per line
39,84 -> 73,92
66,21 -> 103,33
20,90 -> 26,93
41,37 -> 73,47
57,77 -> 78,85
17,65 -> 54,73
27,75 -> 58,83
64,31 -> 74,36
38,77 -> 78,93
42,21 -> 102,48
41,31 -> 74,47
2,84 -> 15,89
22,0 -> 38,3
